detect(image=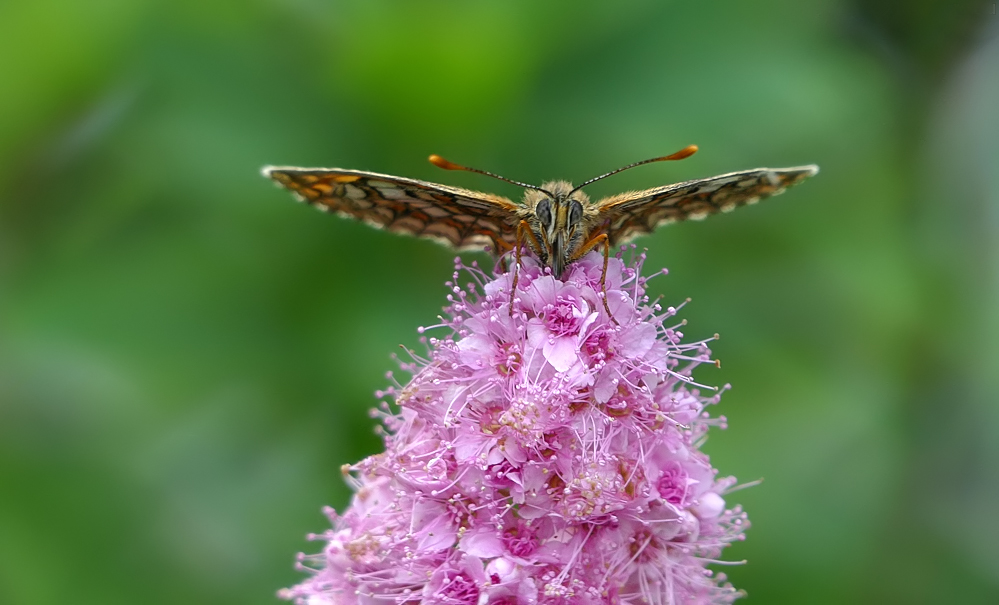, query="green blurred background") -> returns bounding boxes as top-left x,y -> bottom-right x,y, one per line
2,1 -> 998,603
